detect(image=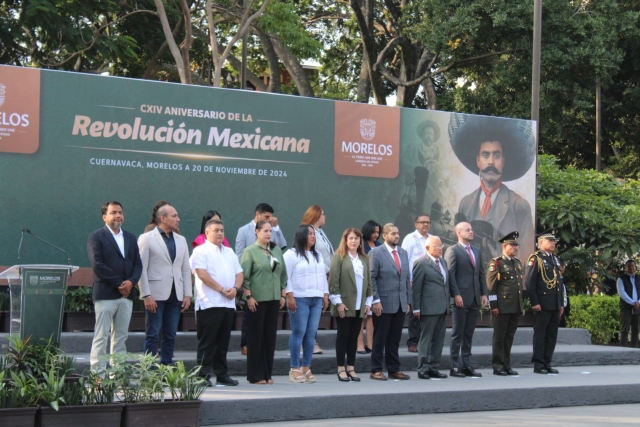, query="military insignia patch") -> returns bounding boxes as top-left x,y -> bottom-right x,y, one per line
528,259 -> 535,267
489,264 -> 496,271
